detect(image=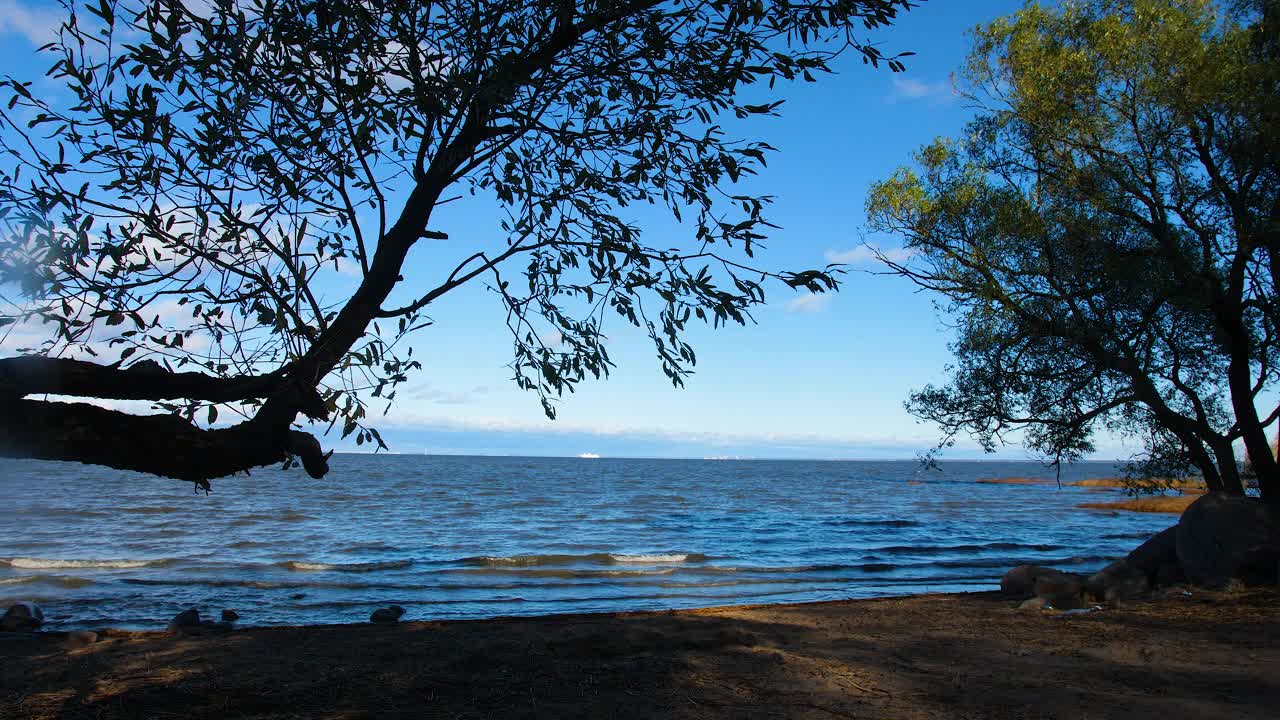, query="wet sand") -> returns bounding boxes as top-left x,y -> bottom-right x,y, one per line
3,588 -> 1277,719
